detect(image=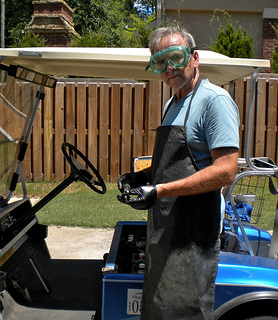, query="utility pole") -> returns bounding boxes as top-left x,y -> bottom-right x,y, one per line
156,0 -> 162,28
0,0 -> 4,82
1,0 -> 4,48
